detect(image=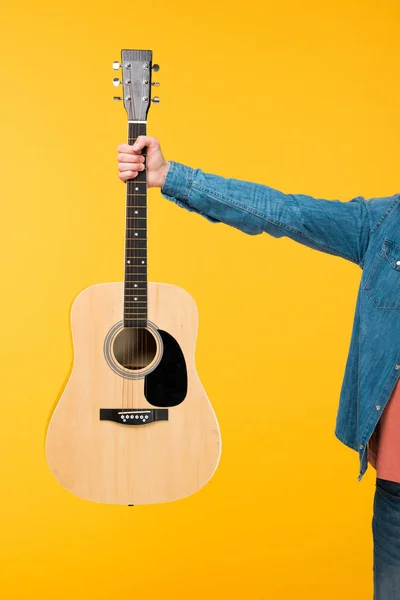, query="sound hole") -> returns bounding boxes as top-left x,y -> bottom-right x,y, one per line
113,327 -> 157,371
